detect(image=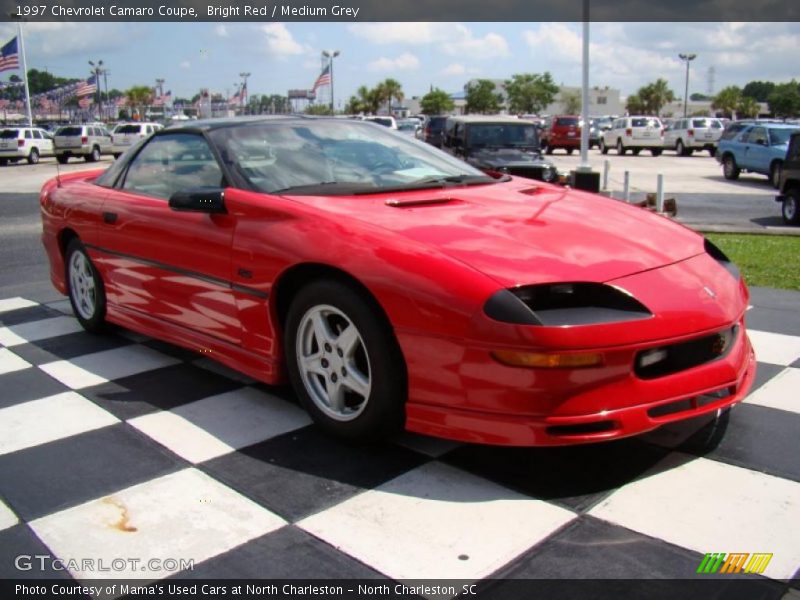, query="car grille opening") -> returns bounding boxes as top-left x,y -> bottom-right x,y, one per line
647,387 -> 734,419
506,166 -> 548,181
546,421 -> 617,437
635,326 -> 738,380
